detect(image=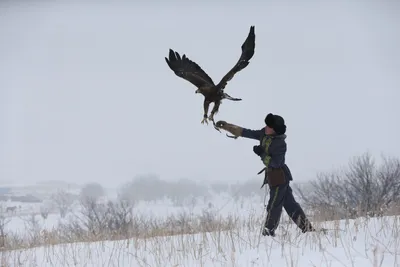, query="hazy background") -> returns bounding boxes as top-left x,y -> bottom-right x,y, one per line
1,0 -> 399,188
